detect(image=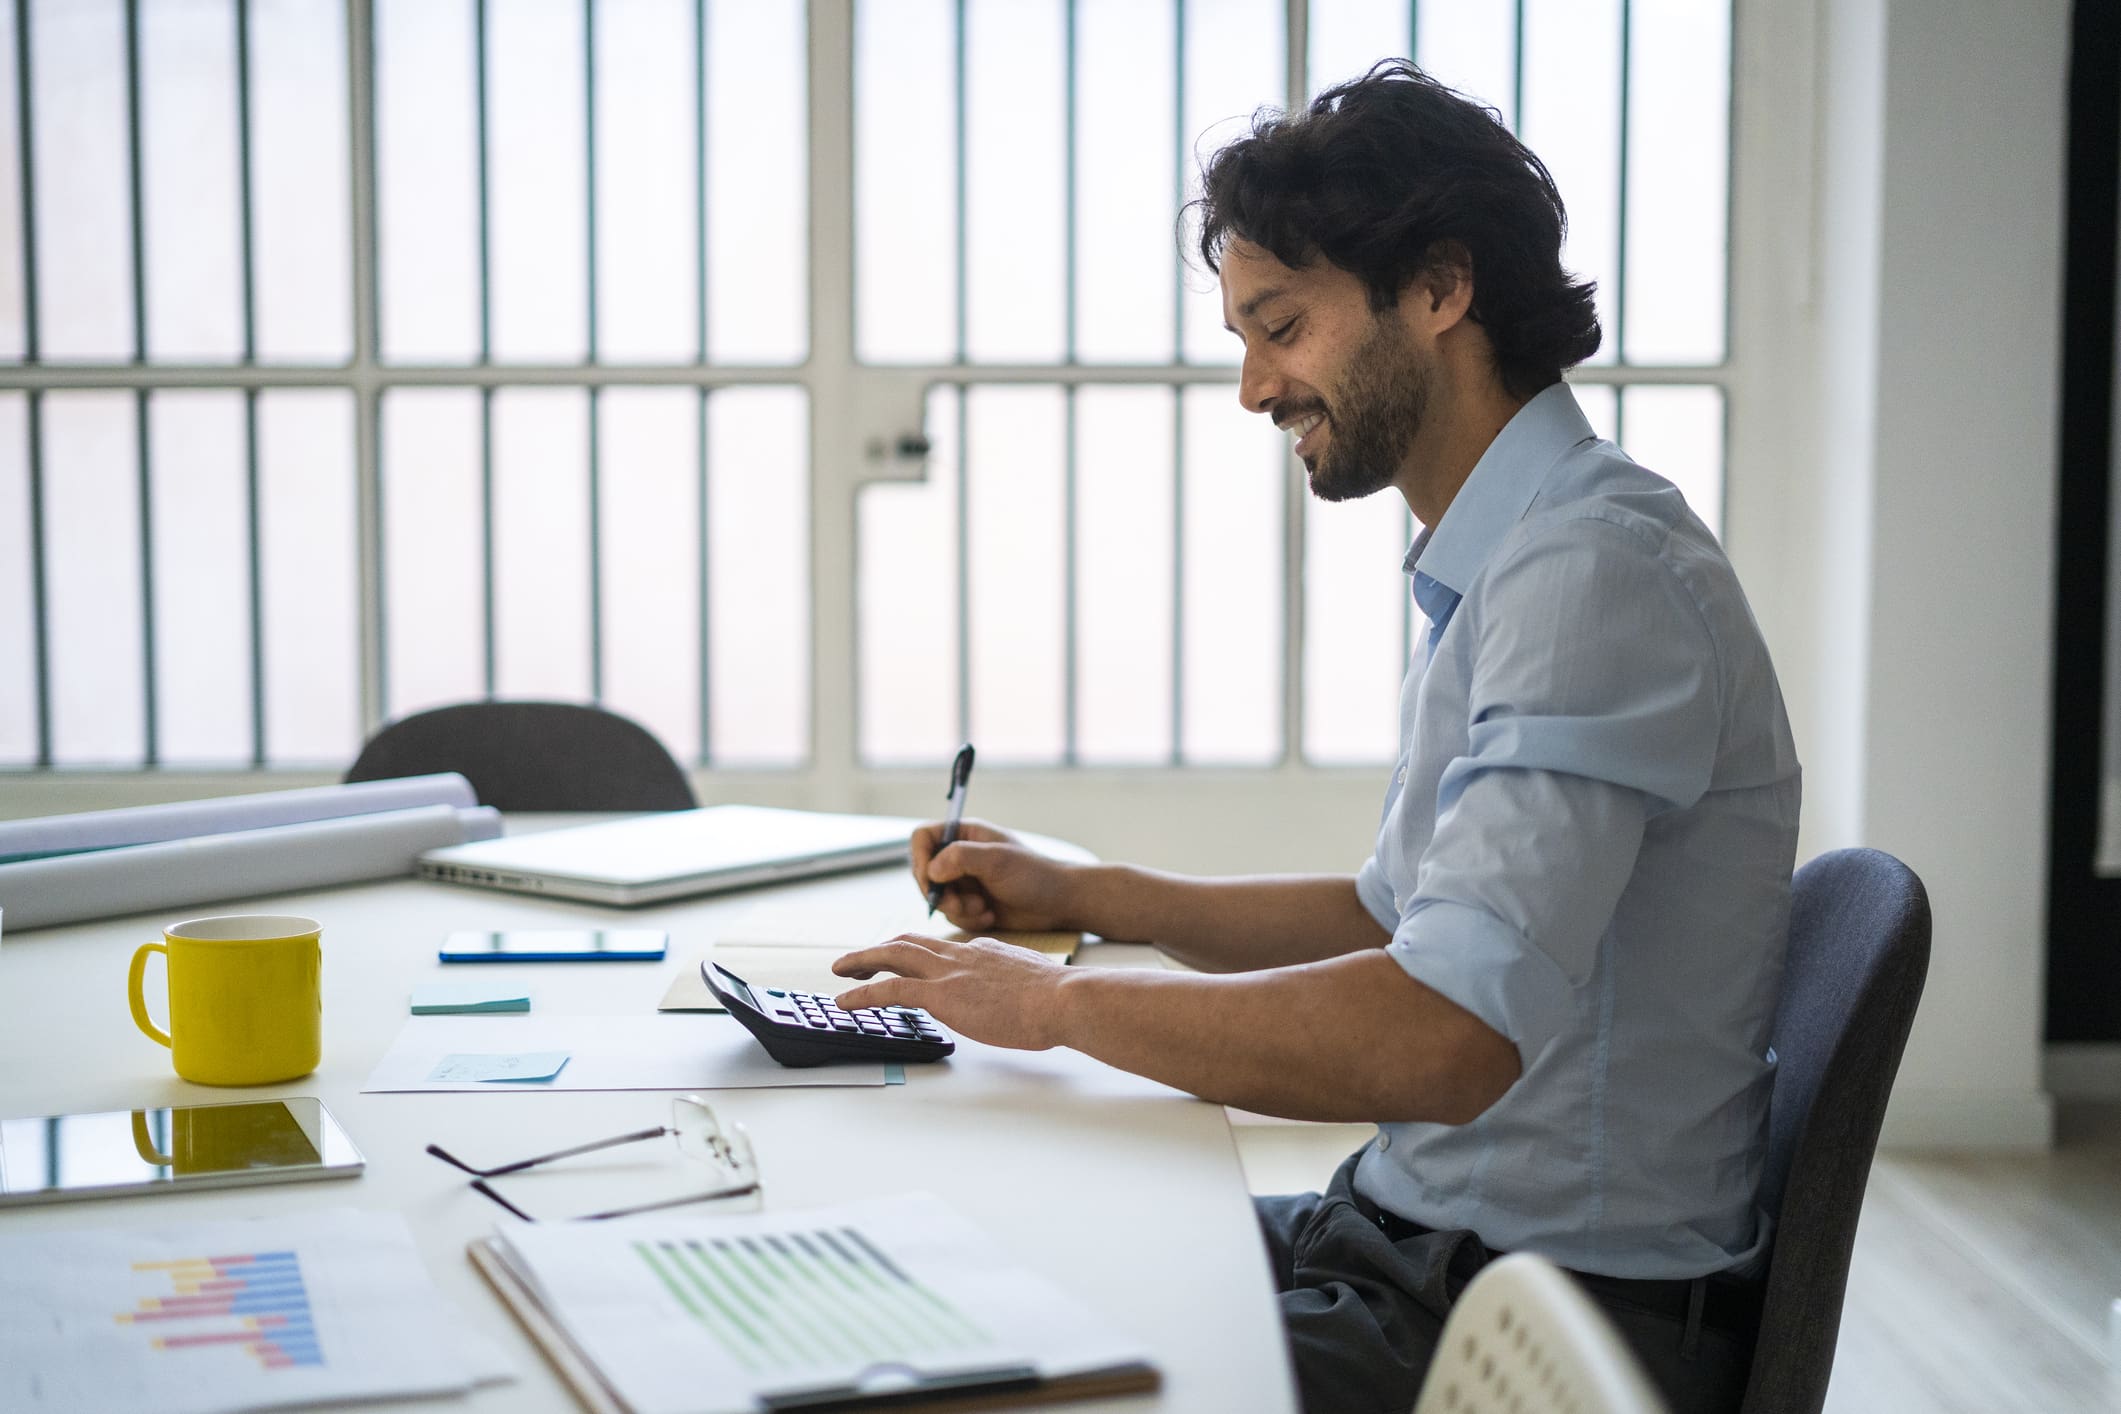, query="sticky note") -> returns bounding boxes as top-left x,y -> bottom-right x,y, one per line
410,982 -> 533,1015
427,1051 -> 571,1083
